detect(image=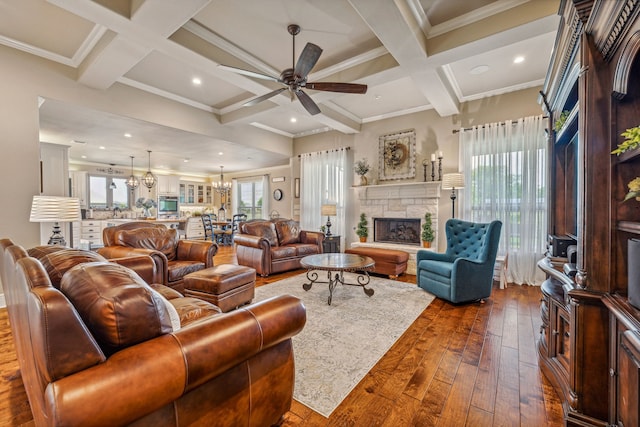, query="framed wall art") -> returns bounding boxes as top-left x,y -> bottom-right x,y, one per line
378,129 -> 416,181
